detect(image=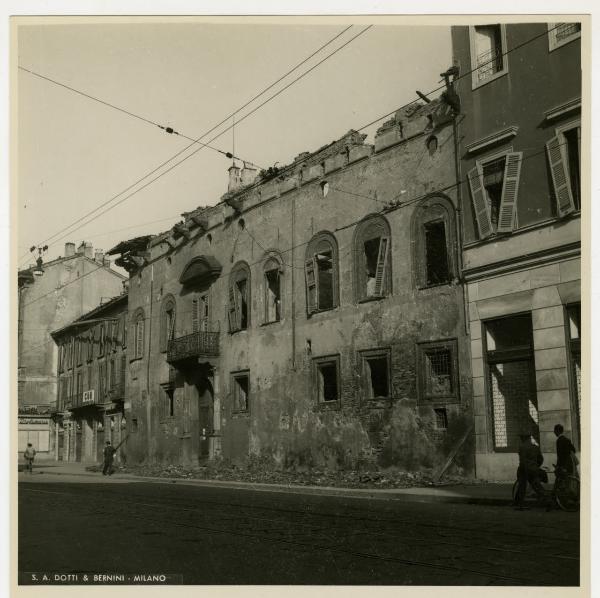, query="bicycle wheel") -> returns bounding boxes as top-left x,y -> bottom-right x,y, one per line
512,480 -> 519,503
554,475 -> 580,512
